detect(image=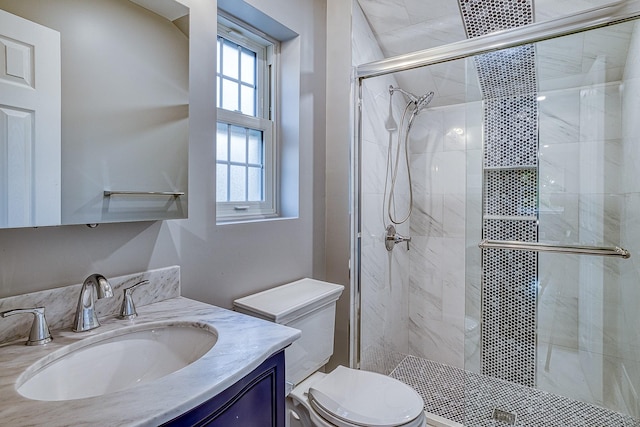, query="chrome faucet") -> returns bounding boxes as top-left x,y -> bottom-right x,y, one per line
1,307 -> 52,345
72,274 -> 113,332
